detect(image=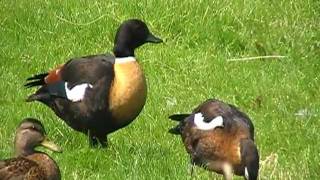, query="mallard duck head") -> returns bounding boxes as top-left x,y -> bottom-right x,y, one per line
14,118 -> 62,156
